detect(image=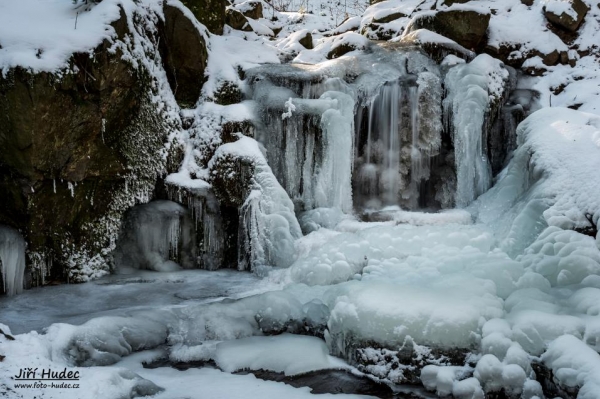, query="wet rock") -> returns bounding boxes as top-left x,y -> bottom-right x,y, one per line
405,9 -> 491,50
225,8 -> 253,31
160,4 -> 208,106
241,369 -> 398,398
543,0 -> 589,32
180,0 -> 226,34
